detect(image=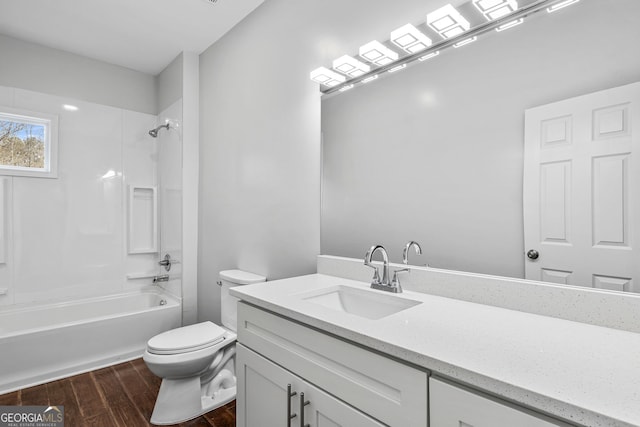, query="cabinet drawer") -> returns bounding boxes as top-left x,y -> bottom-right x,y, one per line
429,378 -> 572,427
237,302 -> 428,427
